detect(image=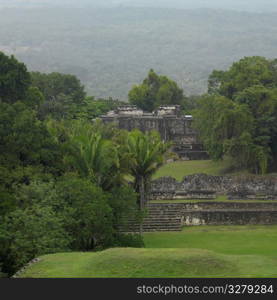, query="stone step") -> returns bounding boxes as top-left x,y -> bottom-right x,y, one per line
145,216 -> 181,218
120,203 -> 183,232
146,208 -> 183,211
127,220 -> 181,225
124,229 -> 182,232
122,216 -> 181,220
144,214 -> 181,217
146,213 -> 182,215
127,219 -> 181,225
142,222 -> 181,225
146,210 -> 182,212
131,224 -> 181,227
146,208 -> 182,211
143,217 -> 181,220
183,209 -> 277,213
147,212 -> 181,214
147,204 -> 184,207
146,209 -> 182,211
147,204 -> 184,206
124,226 -> 182,230
126,226 -> 182,231
147,210 -> 181,213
